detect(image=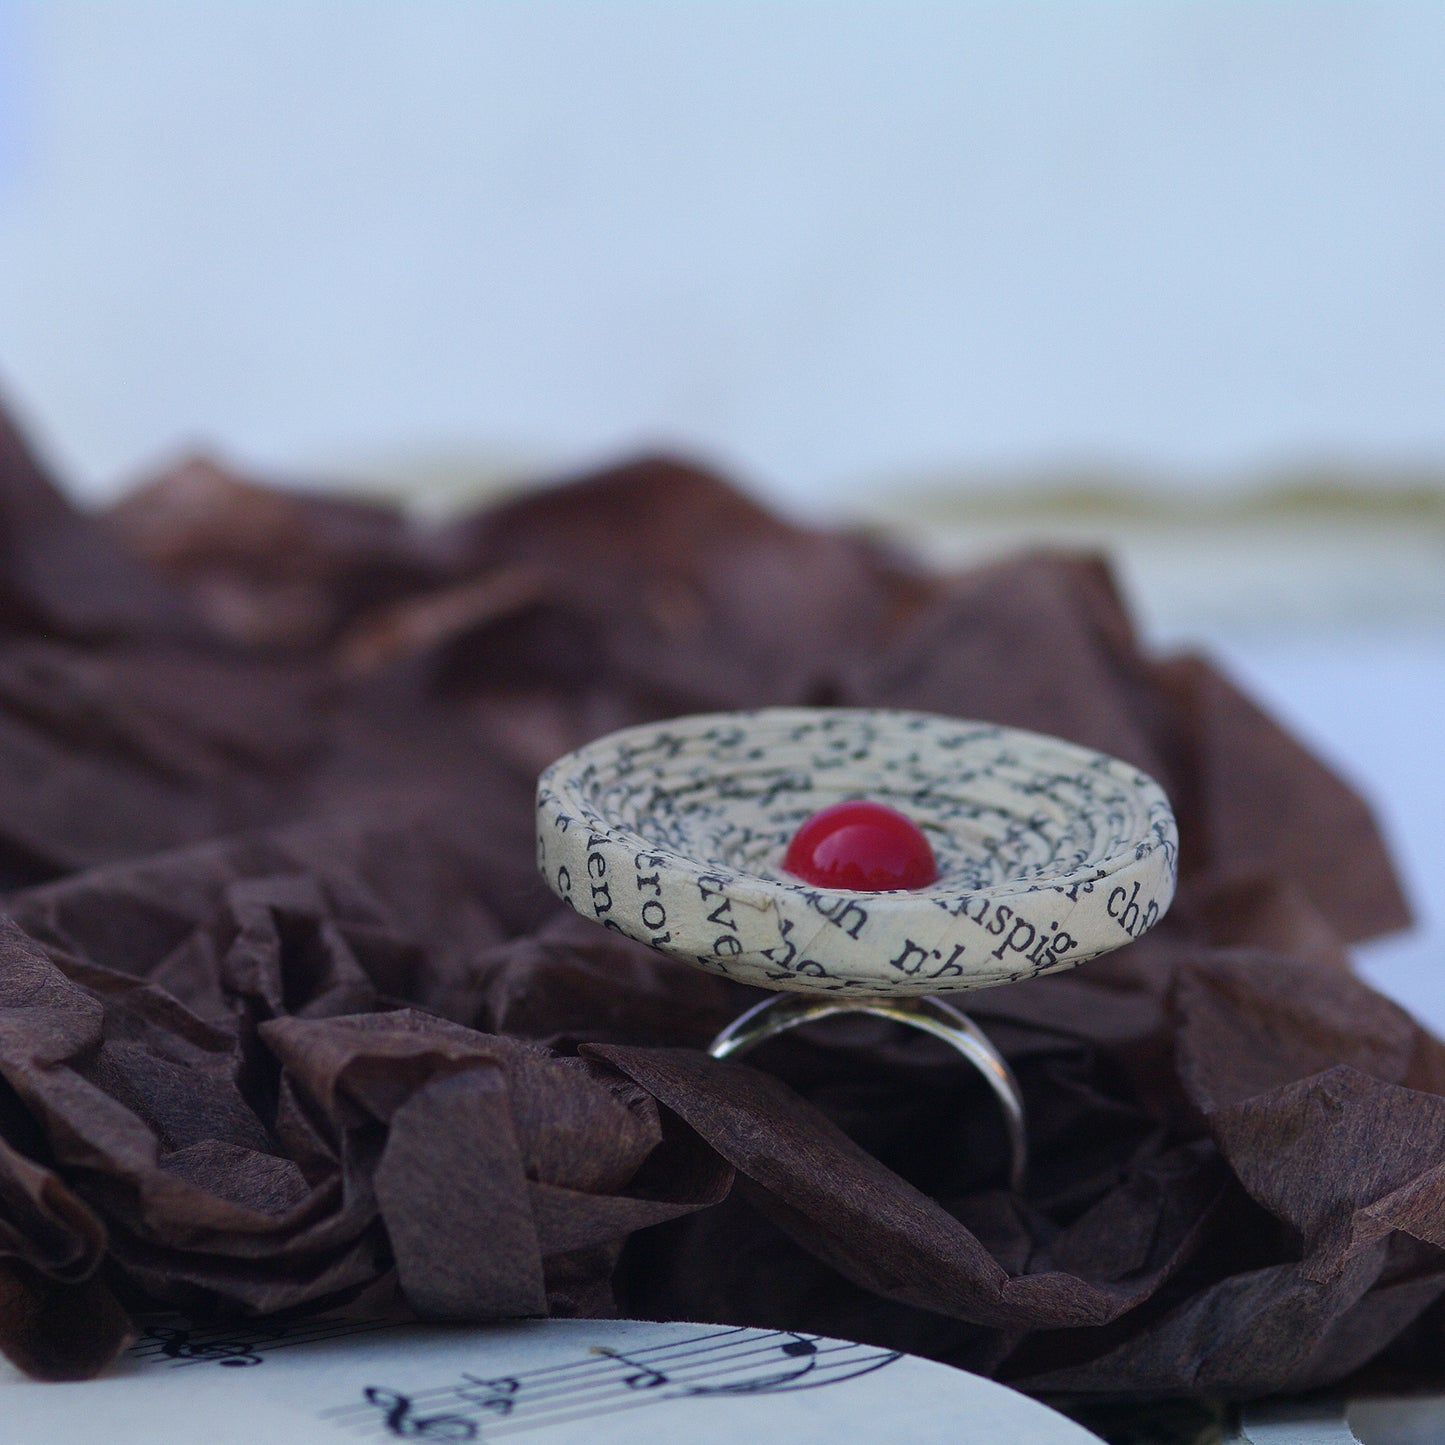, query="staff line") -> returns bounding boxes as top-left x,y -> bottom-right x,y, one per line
131,1320 -> 400,1355
329,1340 -> 894,1434
324,1330 -> 815,1419
320,1326 -> 756,1417
131,1321 -> 406,1367
338,1348 -> 902,1440
480,1352 -> 902,1439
